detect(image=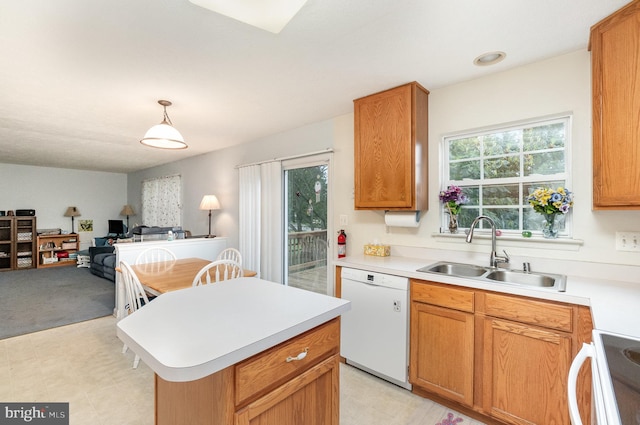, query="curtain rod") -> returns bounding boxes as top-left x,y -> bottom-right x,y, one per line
236,148 -> 334,169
